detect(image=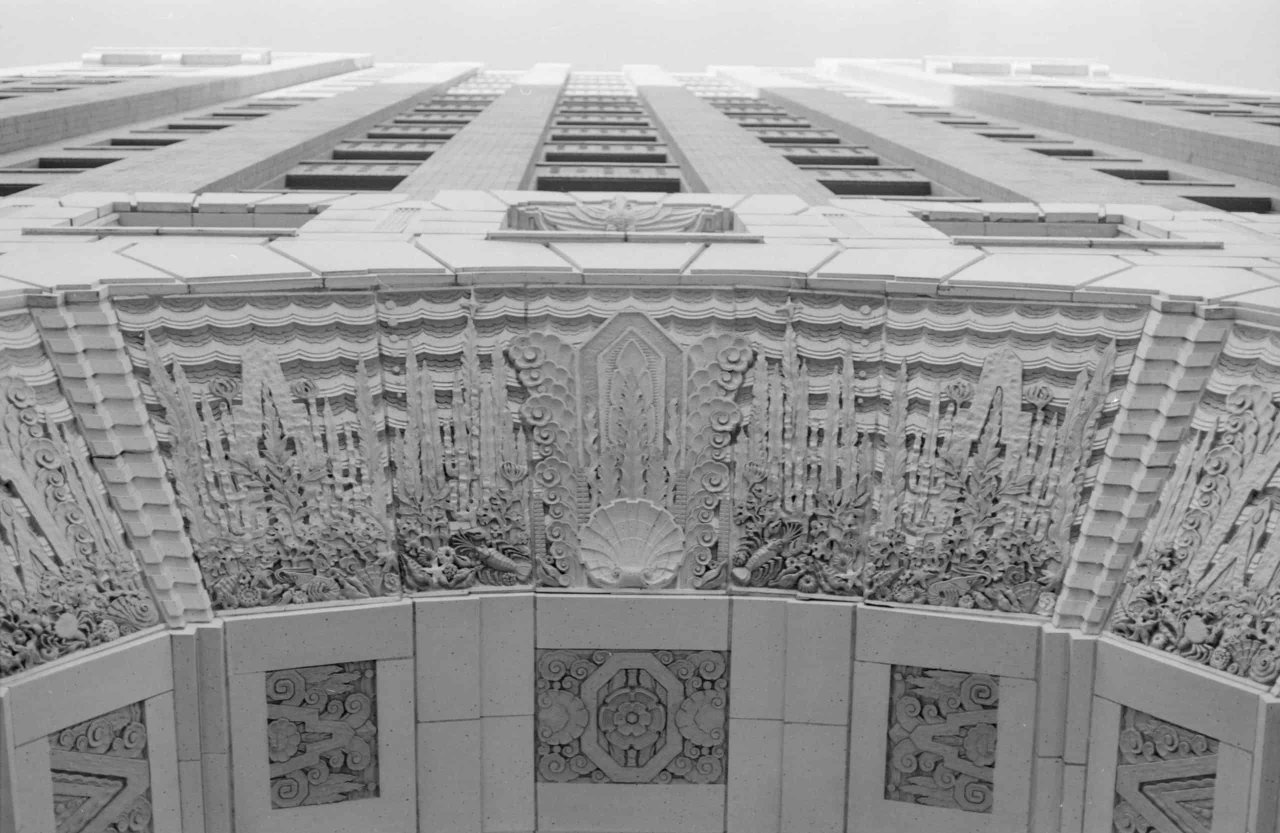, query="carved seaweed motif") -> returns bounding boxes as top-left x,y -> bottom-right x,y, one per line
535,649 -> 728,784
0,376 -> 158,678
393,313 -> 533,591
1112,385 -> 1280,685
49,701 -> 152,833
885,665 -> 998,814
145,341 -> 399,610
1112,707 -> 1217,833
732,320 -> 1116,614
266,661 -> 379,808
511,314 -> 748,589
